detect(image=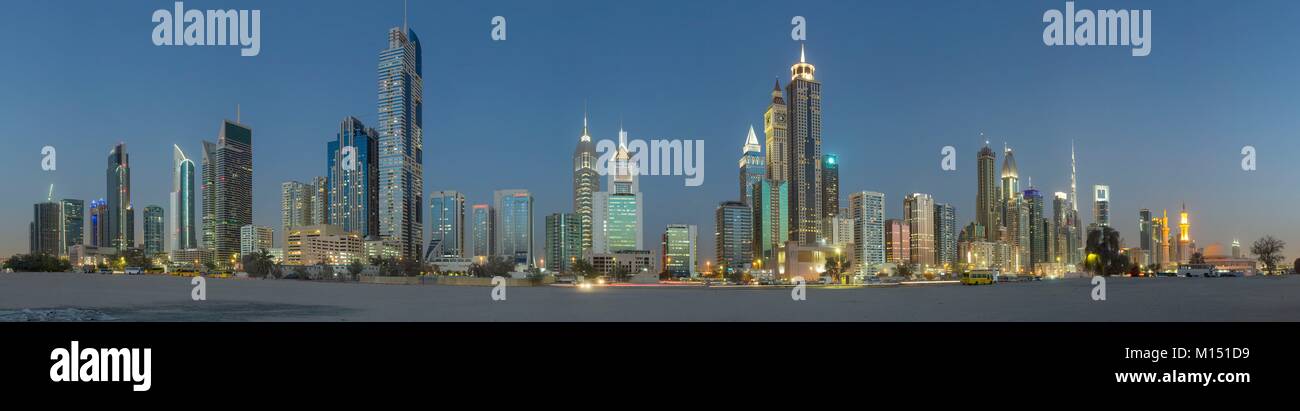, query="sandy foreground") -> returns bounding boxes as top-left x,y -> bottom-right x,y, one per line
0,273 -> 1297,321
